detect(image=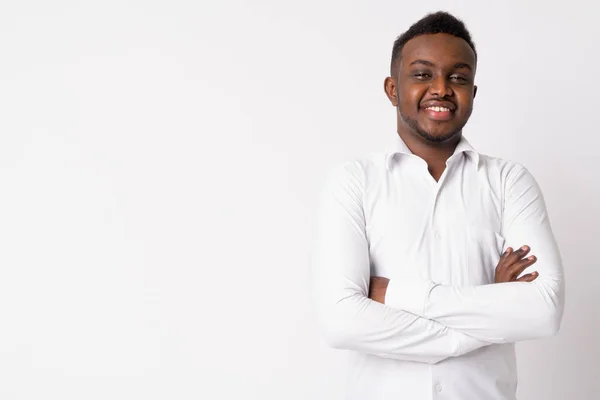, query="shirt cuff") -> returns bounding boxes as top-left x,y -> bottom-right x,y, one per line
384,276 -> 436,316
